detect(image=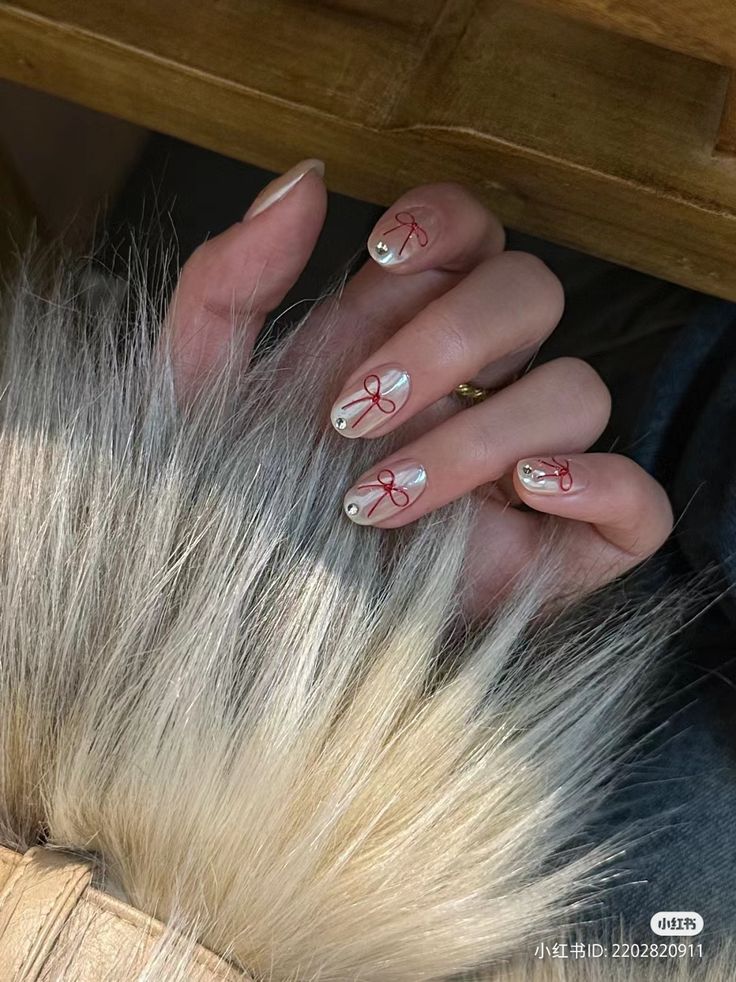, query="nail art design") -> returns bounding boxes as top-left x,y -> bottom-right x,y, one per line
344,461 -> 427,525
518,457 -> 574,493
368,208 -> 436,266
244,159 -> 324,220
331,366 -> 410,438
